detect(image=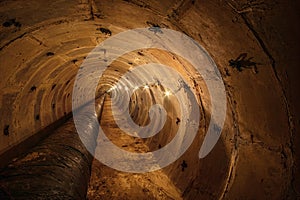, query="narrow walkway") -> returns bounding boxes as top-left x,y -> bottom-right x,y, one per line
87,98 -> 182,200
